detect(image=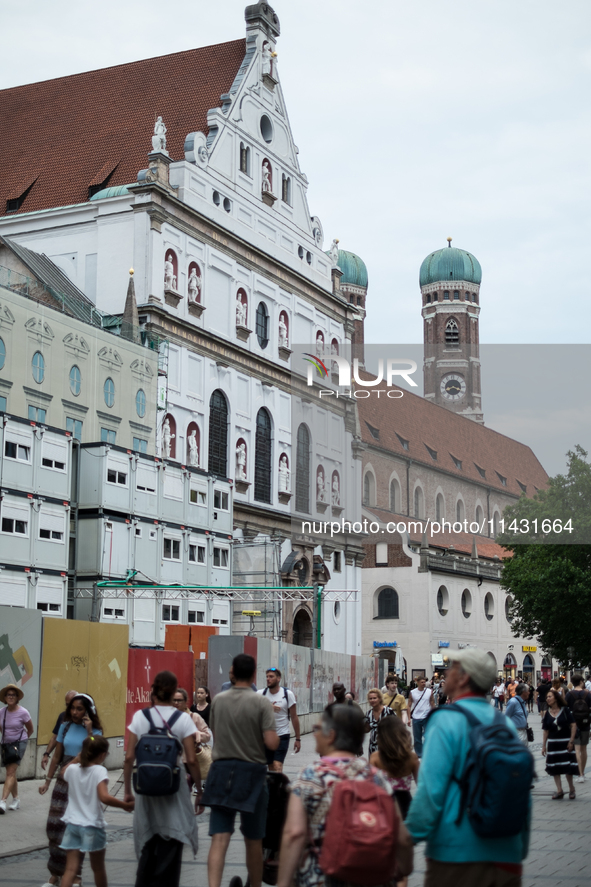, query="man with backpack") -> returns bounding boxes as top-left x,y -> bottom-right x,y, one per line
505,684 -> 532,745
277,703 -> 413,887
258,667 -> 301,771
405,649 -> 532,887
566,673 -> 591,783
